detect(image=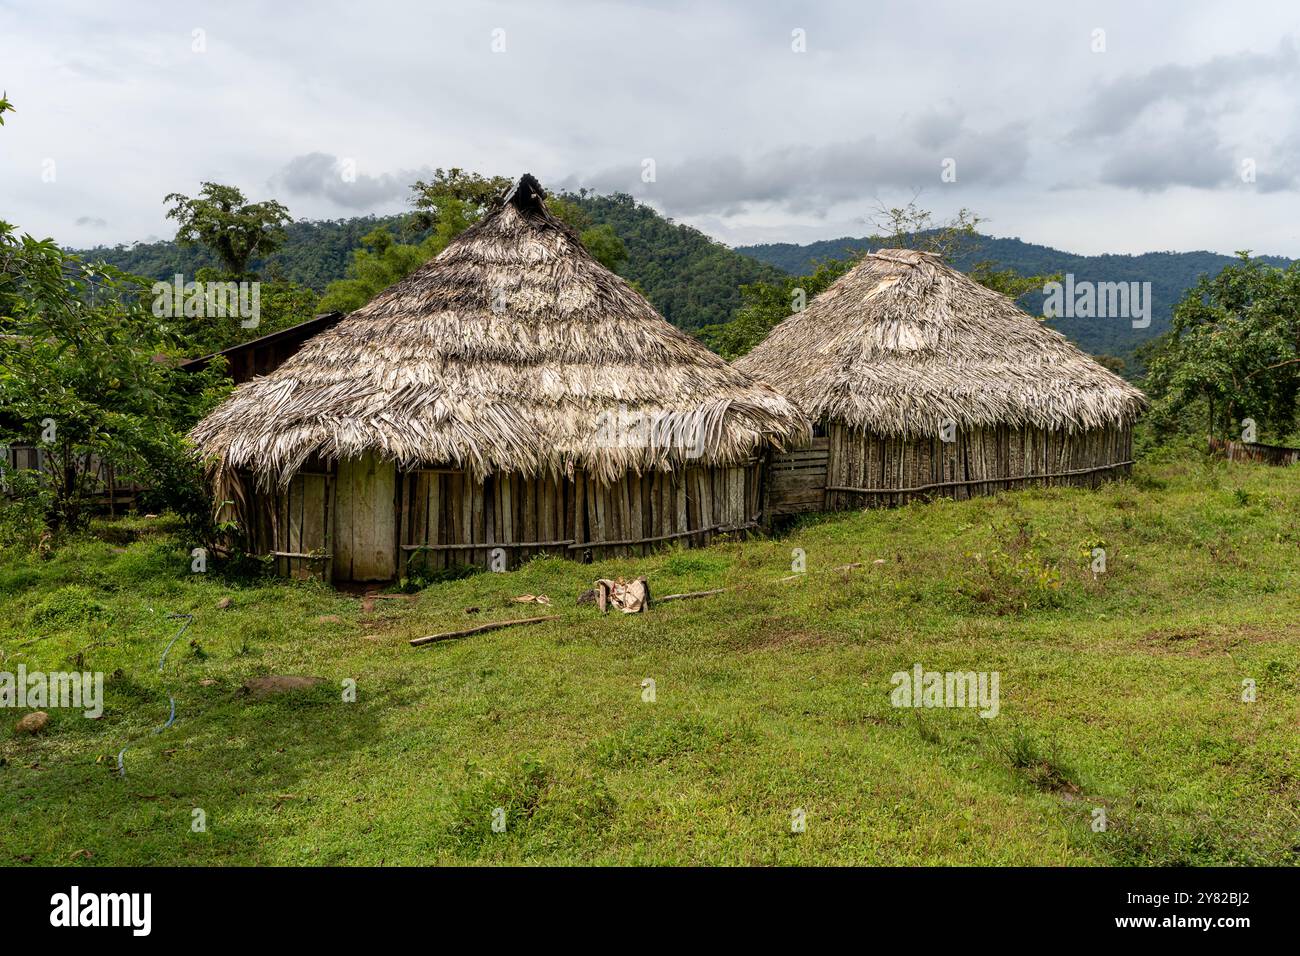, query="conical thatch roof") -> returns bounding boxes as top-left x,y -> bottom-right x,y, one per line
191,174 -> 809,486
735,249 -> 1146,436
